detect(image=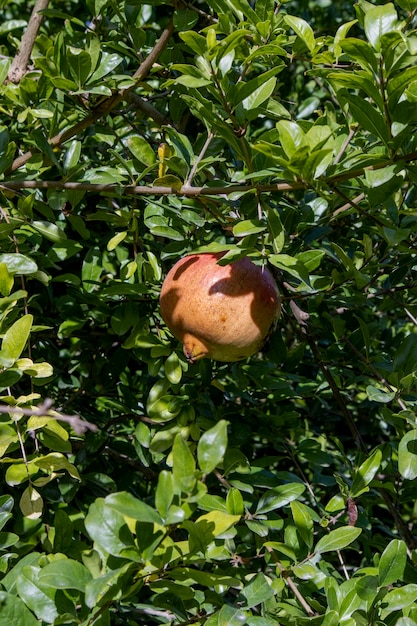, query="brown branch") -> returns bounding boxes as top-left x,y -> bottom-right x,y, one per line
0,179 -> 299,196
5,139 -> 417,200
6,0 -> 50,84
265,546 -> 317,617
0,399 -> 98,435
7,16 -> 175,173
126,92 -> 171,127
